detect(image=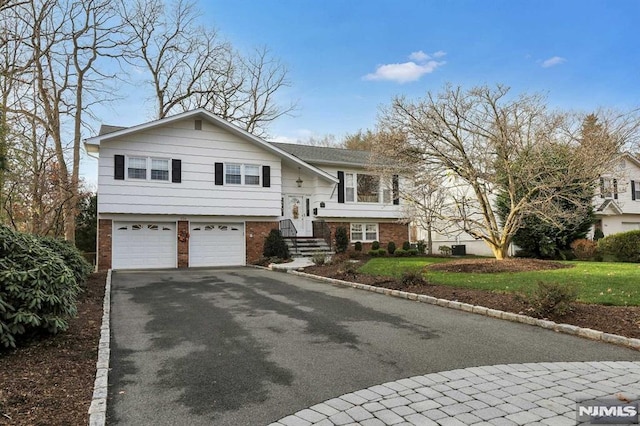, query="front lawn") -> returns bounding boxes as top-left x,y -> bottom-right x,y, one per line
358,257 -> 640,306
